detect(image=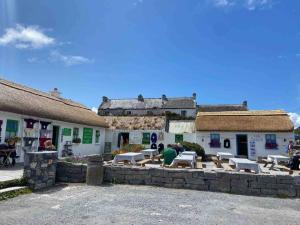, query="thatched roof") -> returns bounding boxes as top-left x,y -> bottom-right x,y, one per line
102,116 -> 165,130
197,103 -> 248,112
196,110 -> 294,132
0,79 -> 108,127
